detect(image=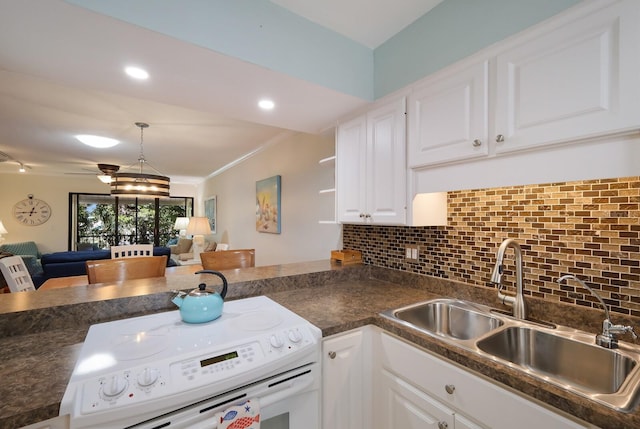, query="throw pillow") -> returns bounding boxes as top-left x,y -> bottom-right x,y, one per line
0,241 -> 40,258
174,238 -> 193,254
204,241 -> 217,252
